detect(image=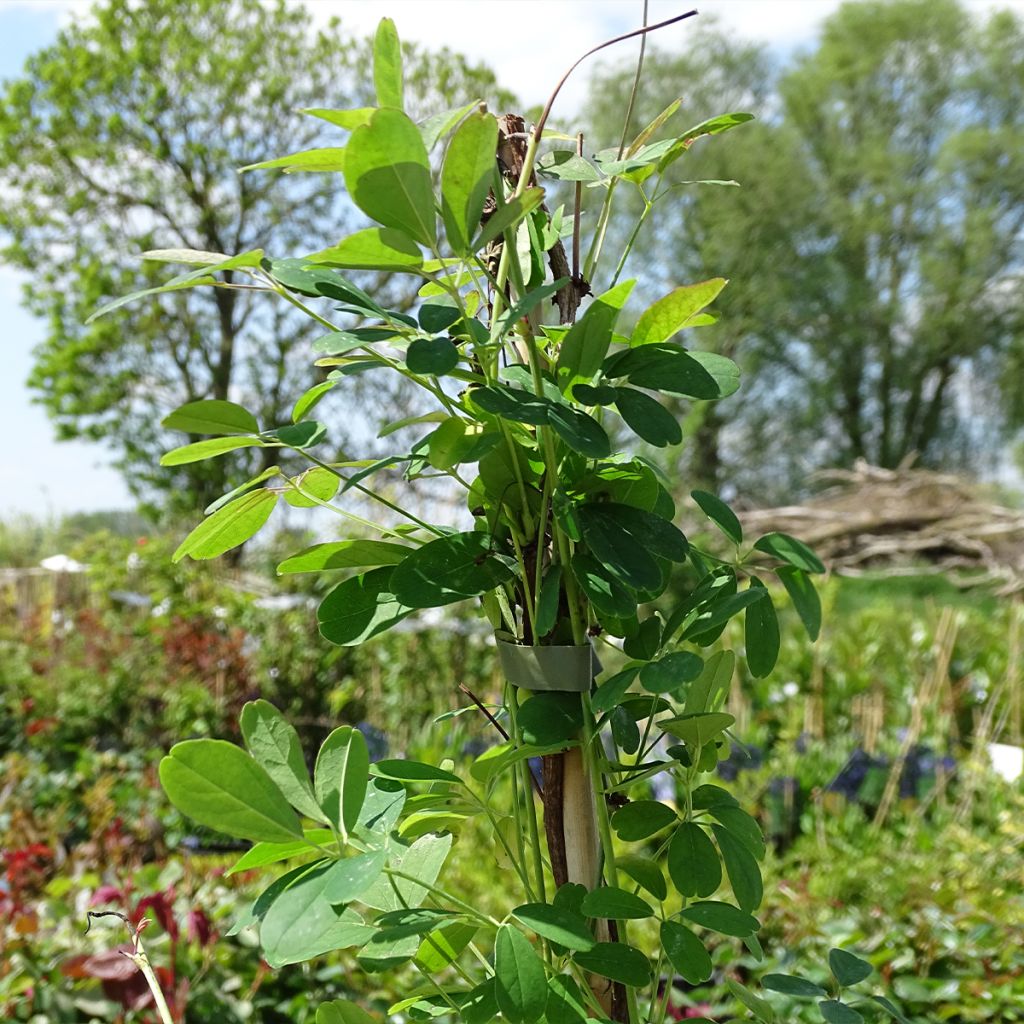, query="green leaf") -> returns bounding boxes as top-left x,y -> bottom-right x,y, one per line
419,295 -> 463,332
160,436 -> 263,466
681,900 -> 759,937
632,279 -> 728,346
511,904 -> 595,952
302,108 -> 375,131
706,805 -> 765,861
684,650 -> 735,715
494,924 -> 547,1024
829,949 -> 873,987
282,466 -> 340,508
469,741 -> 571,784
655,113 -> 755,175
535,564 -> 562,637
358,778 -> 407,835
578,502 -> 686,591
462,980 -> 500,1024
318,567 -> 413,646
278,540 -> 410,575
556,280 -> 635,393
679,589 -> 767,643
570,553 -> 635,618
259,860 -> 375,966
172,489 -> 277,562
314,726 -> 370,837
573,383 -> 618,406
617,854 -> 668,901
272,421 -> 327,449
241,148 -> 346,173
712,824 -> 762,911
307,228 -> 422,271
360,833 -> 452,912
688,351 -> 741,398
762,974 -> 827,998
497,280 -> 571,338
691,490 -> 742,546
473,188 -> 545,250
614,388 -> 682,447
626,98 -> 682,154
205,466 -> 281,515
667,823 -> 721,898
471,384 -> 550,425
419,101 -> 479,151
345,108 -> 435,246
661,712 -> 735,748
226,830 -> 334,874
240,700 -> 326,824
869,996 -> 911,1023
537,150 -> 601,182
754,532 -> 825,574
163,399 -> 259,436
545,976 -> 589,1024
426,419 -> 497,471
292,381 -> 337,423
518,692 -> 583,746
818,1001 -> 864,1024
745,578 -> 780,678
640,652 -> 704,694
372,760 -> 463,785
265,258 -> 382,314
547,405 -> 611,458
373,18 -> 403,109
661,921 -> 713,985
86,250 -> 263,322
778,567 -> 822,641
442,111 -> 498,253
142,247 -> 235,266
727,979 -> 776,1023
322,848 -> 388,905
390,531 -> 516,608
160,739 -> 303,843
591,665 -> 640,713
406,336 -> 459,375
574,942 -> 651,987
623,615 -> 663,660
610,705 -> 641,754
605,344 -> 721,399
415,920 -> 478,971
317,999 -> 377,1024
580,886 -> 653,920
